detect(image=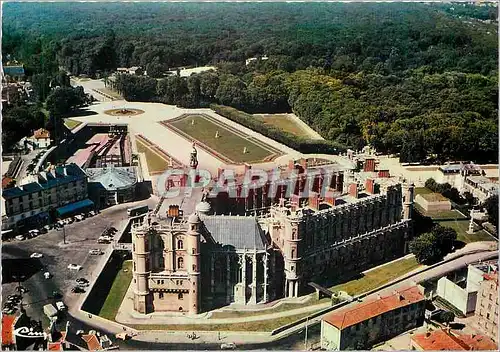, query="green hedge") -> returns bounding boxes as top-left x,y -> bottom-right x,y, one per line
210,104 -> 346,155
